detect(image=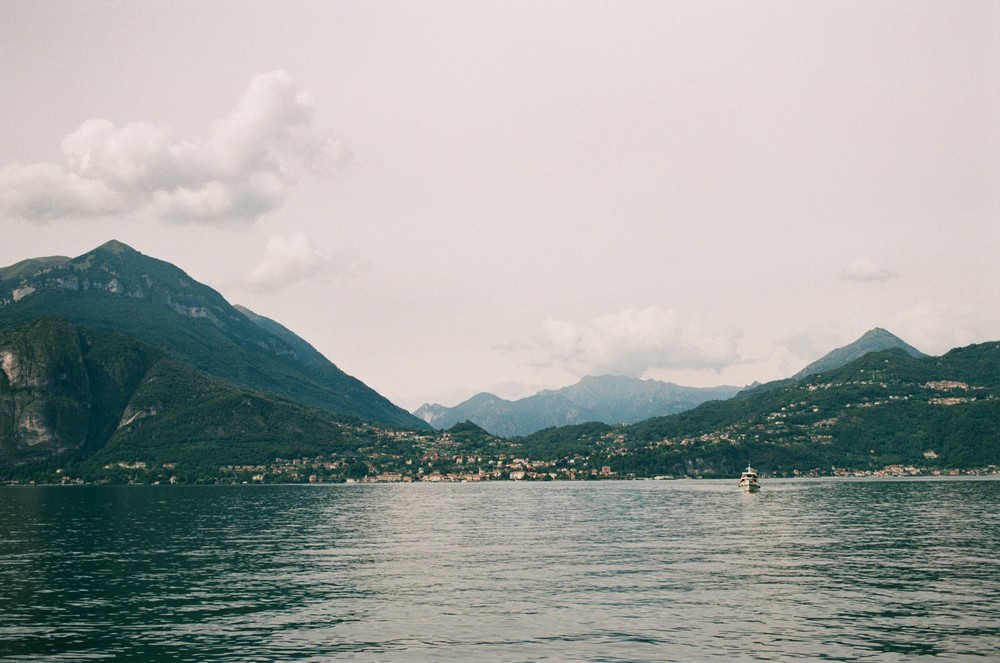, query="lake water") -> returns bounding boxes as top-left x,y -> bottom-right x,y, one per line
1,478 -> 998,661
